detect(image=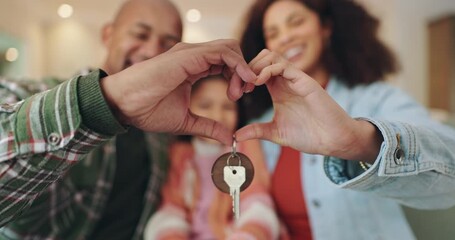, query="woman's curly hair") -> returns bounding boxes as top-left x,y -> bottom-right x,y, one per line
239,0 -> 399,120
